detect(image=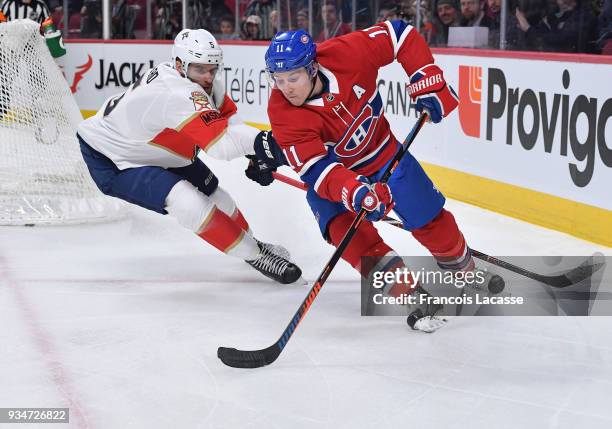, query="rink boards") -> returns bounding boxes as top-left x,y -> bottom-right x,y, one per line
62,40 -> 612,246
